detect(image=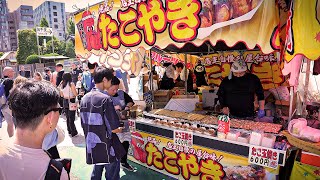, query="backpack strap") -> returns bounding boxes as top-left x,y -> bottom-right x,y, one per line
44,150 -> 72,180
45,159 -> 63,180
